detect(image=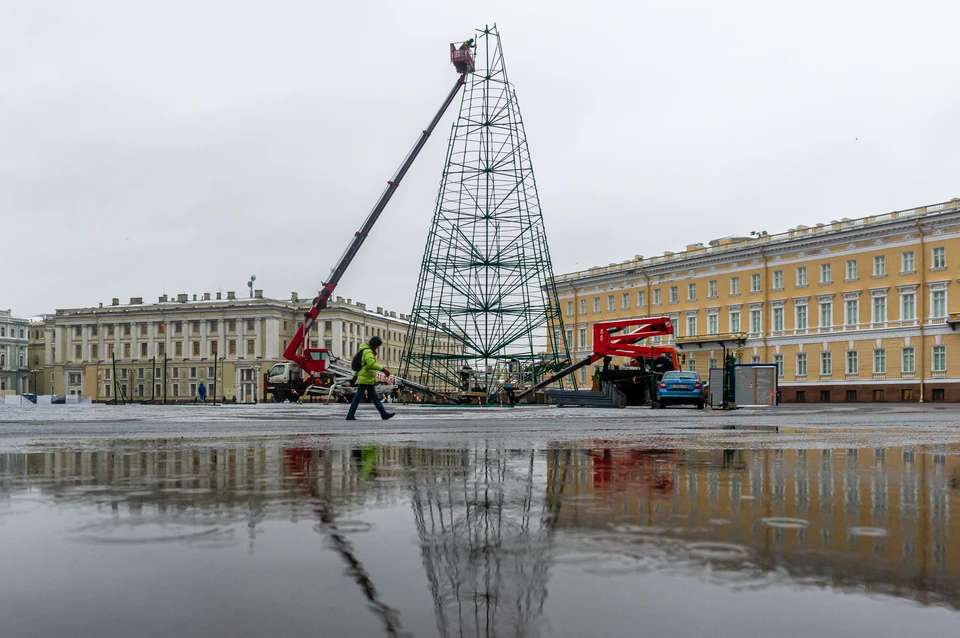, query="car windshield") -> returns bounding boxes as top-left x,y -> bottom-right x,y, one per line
663,371 -> 698,380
